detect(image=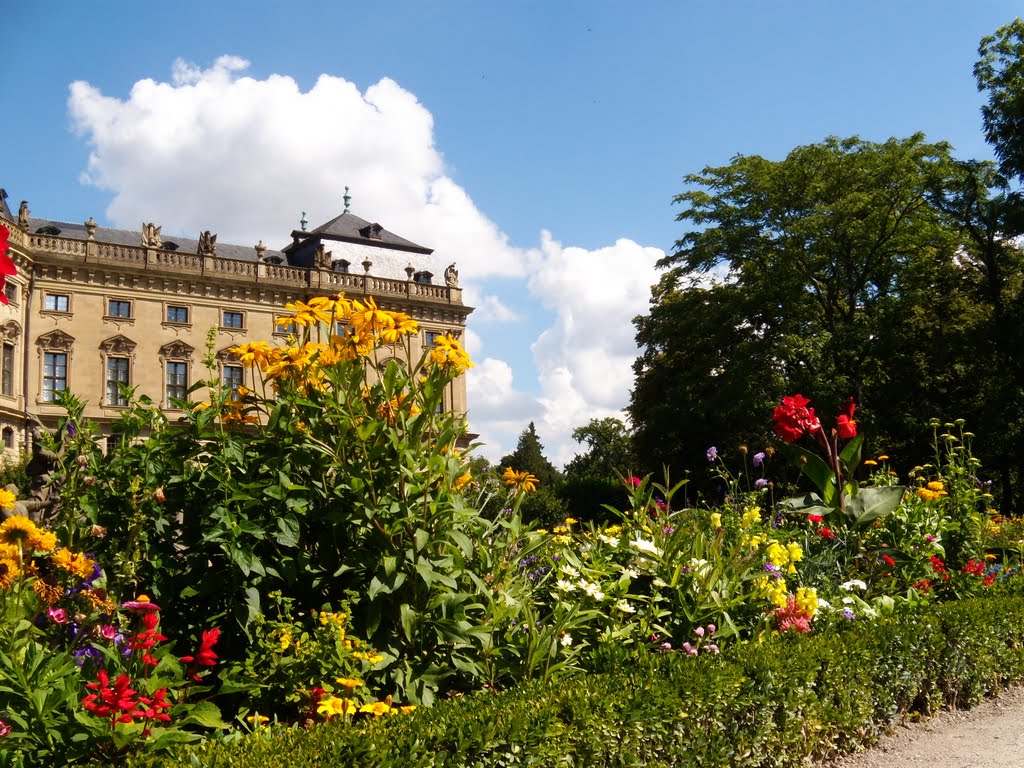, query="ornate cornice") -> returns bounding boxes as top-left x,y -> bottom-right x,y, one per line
99,335 -> 137,356
159,340 -> 195,361
36,329 -> 75,352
